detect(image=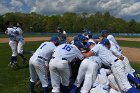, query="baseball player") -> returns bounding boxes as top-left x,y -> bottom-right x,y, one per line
107,38 -> 140,88
13,23 -> 27,64
5,22 -> 18,68
29,36 -> 59,93
49,43 -> 84,93
57,27 -> 67,43
82,39 -> 140,93
70,42 -> 102,93
101,29 -> 122,52
90,68 -> 109,93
